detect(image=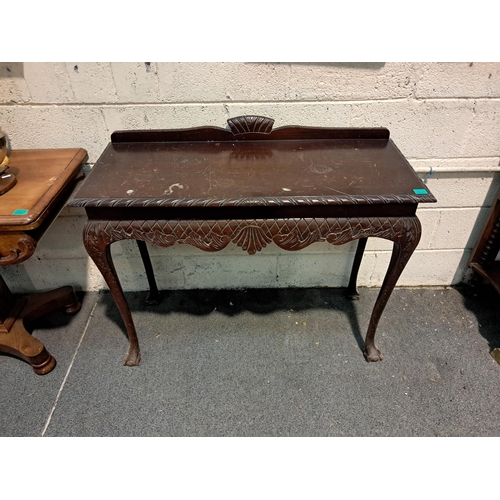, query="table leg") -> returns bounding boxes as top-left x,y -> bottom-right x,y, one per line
346,237 -> 367,300
363,219 -> 421,362
136,240 -> 162,305
83,222 -> 140,366
83,217 -> 421,366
